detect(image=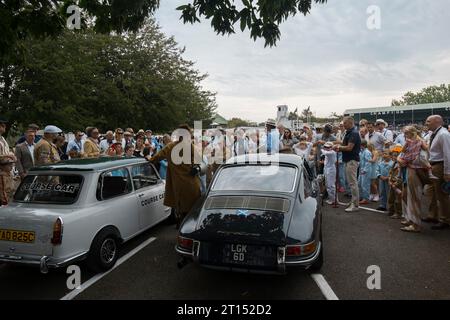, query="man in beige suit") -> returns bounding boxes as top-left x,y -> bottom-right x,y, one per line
15,130 -> 36,178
